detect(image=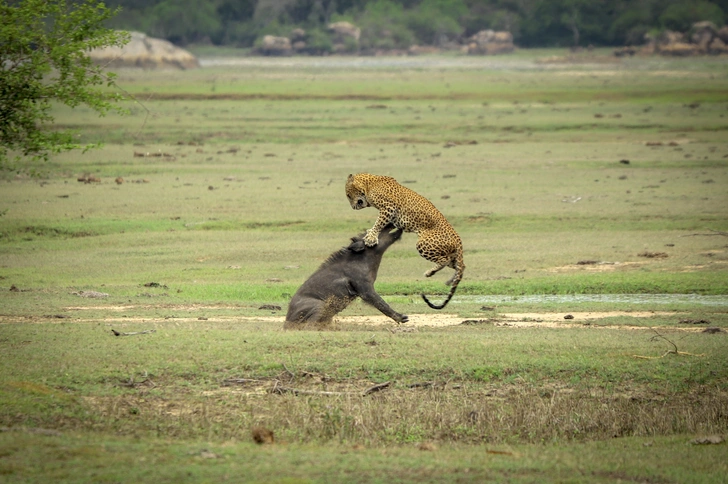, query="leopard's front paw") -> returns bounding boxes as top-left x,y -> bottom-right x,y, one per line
363,231 -> 379,247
